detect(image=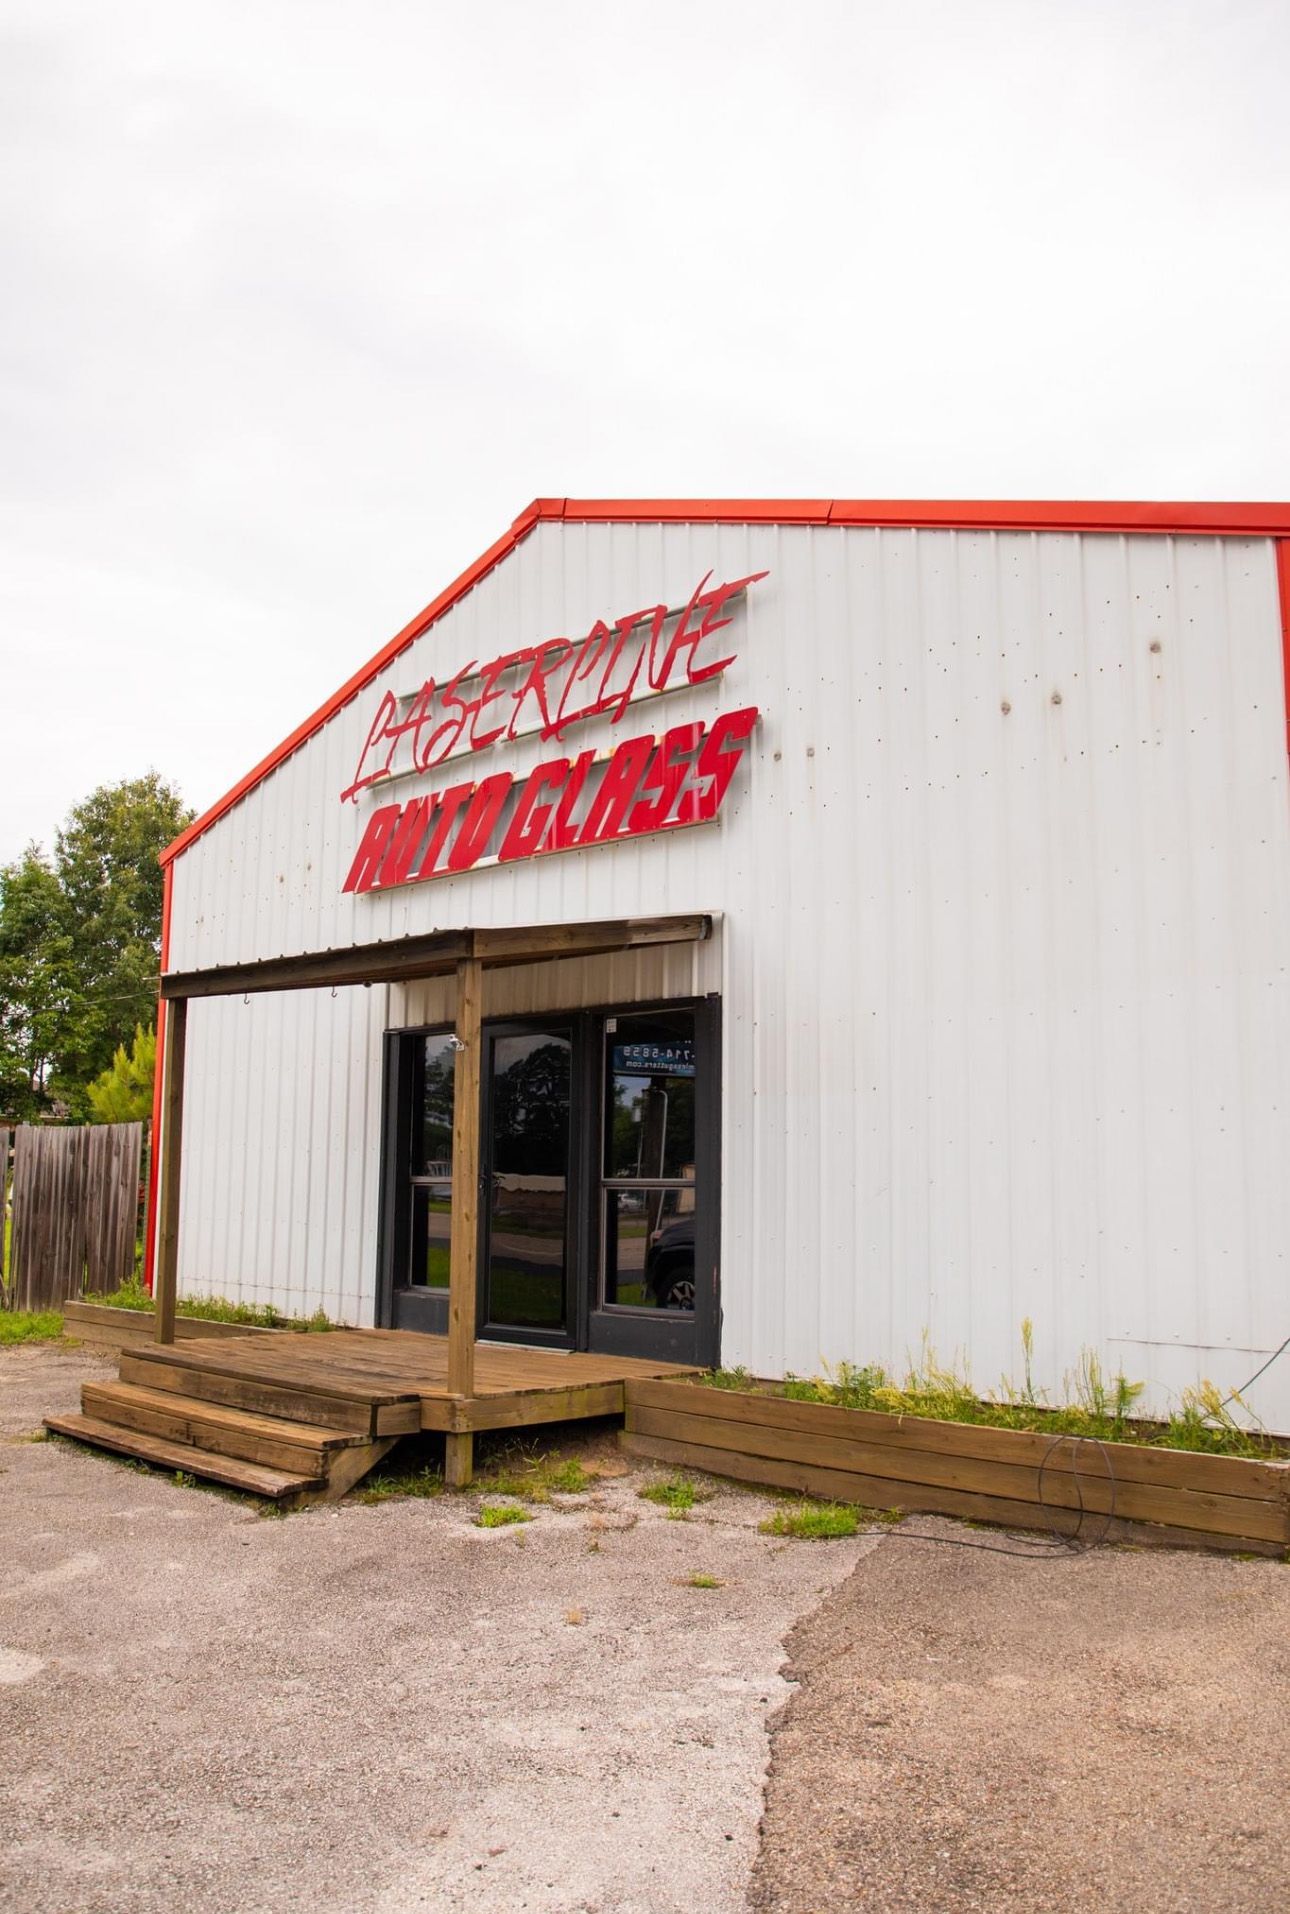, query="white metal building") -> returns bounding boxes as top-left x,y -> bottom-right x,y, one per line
148,499 -> 1290,1430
